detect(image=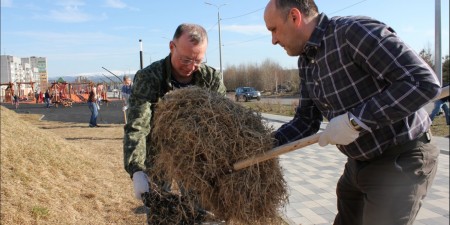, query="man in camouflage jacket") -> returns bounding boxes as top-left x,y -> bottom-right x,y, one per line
123,23 -> 227,201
